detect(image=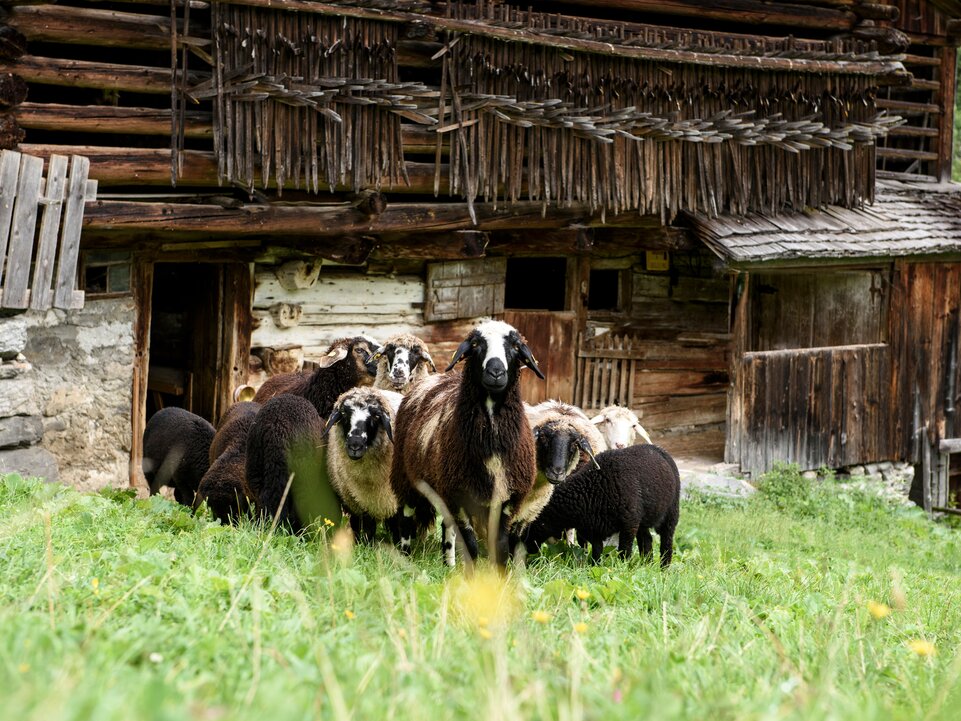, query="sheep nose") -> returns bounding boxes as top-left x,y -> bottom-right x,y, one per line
615,442 -> 626,449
